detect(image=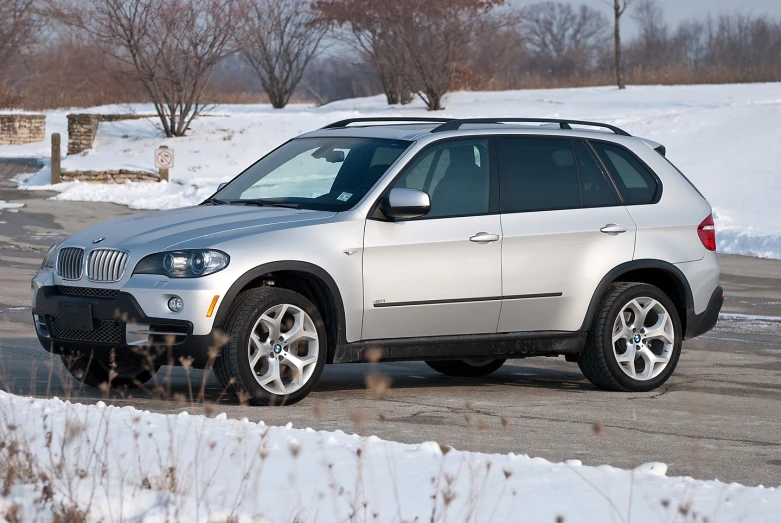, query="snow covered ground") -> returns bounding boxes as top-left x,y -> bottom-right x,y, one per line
2,83 -> 781,258
0,391 -> 778,522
